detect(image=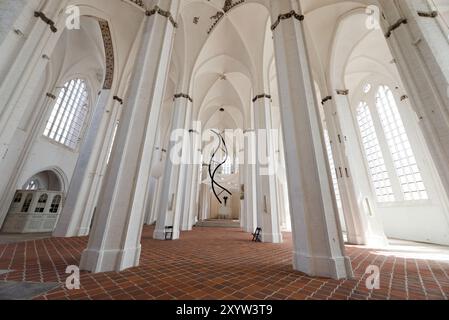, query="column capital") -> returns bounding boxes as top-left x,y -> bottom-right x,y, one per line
34,11 -> 58,33
385,18 -> 408,38
417,11 -> 439,18
252,94 -> 272,103
113,96 -> 124,105
155,147 -> 167,153
321,96 -> 332,105
336,89 -> 349,96
146,5 -> 178,28
46,92 -> 56,100
271,10 -> 304,31
174,93 -> 193,103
